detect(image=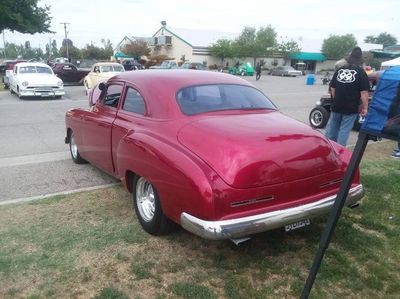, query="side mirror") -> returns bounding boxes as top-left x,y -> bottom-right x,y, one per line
98,82 -> 106,90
